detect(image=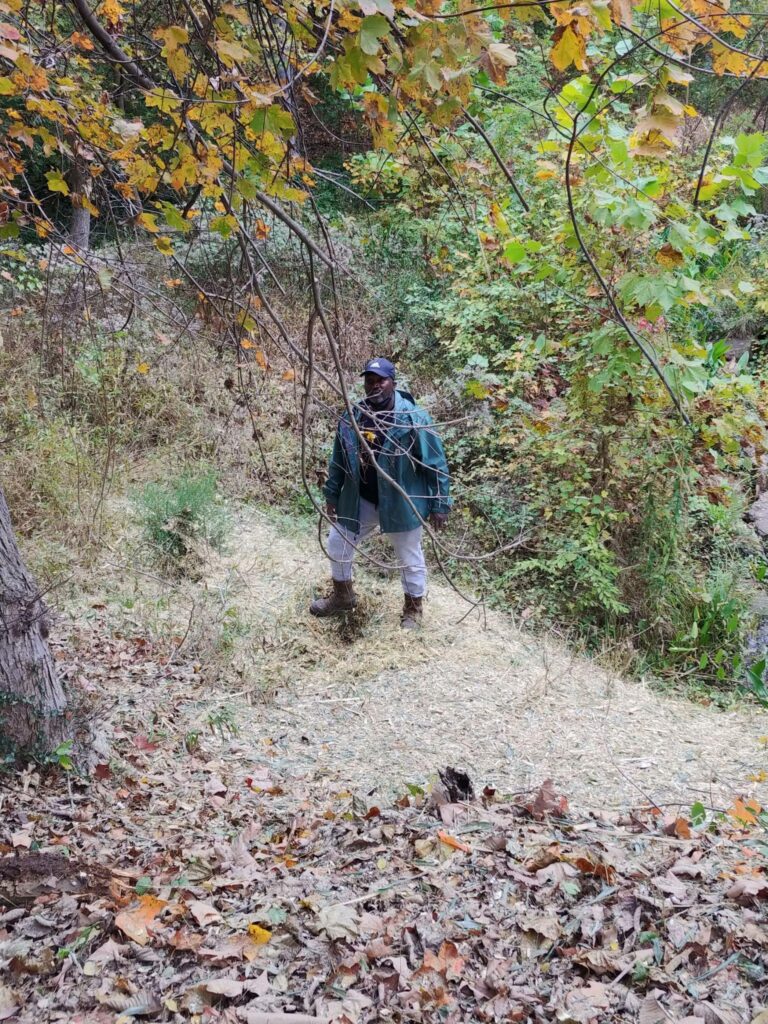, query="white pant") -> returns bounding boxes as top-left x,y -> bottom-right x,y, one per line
327,498 -> 427,597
